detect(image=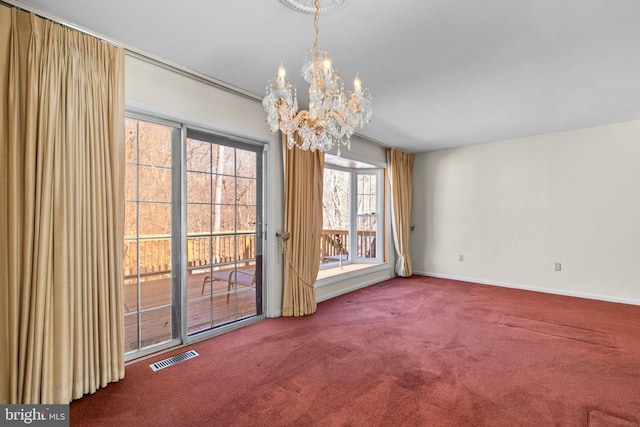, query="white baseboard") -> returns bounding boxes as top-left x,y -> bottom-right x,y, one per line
265,309 -> 282,318
414,271 -> 640,307
316,272 -> 395,303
